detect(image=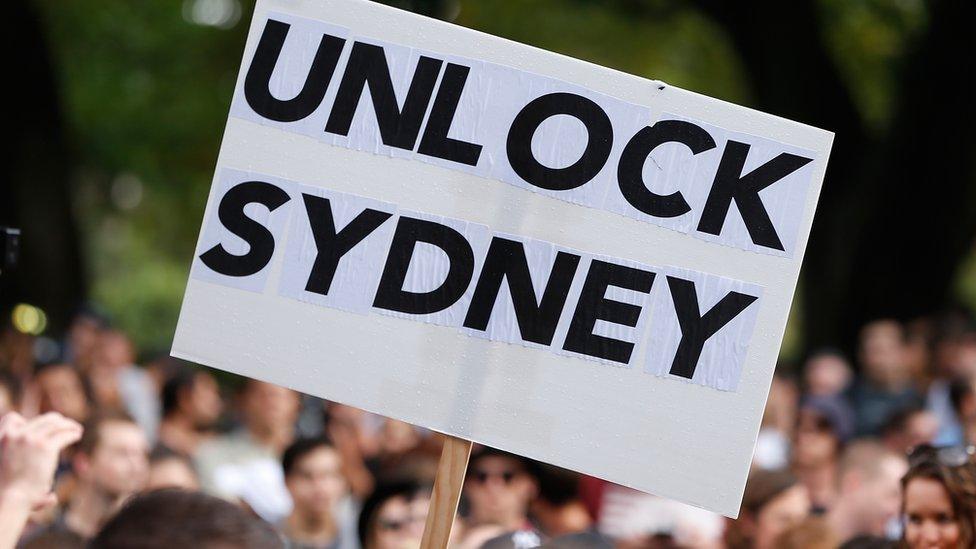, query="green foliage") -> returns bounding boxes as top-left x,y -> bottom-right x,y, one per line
29,0 -> 936,356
